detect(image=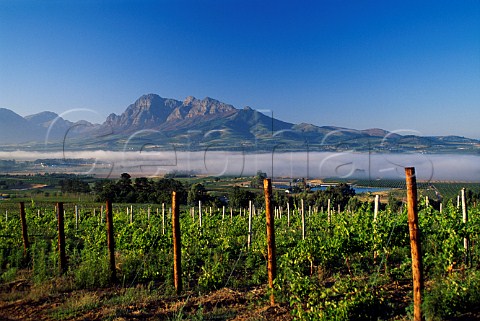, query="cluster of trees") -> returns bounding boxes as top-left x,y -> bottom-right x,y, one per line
79,172 -> 361,212
302,183 -> 357,211
93,173 -> 187,204
59,178 -> 91,194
